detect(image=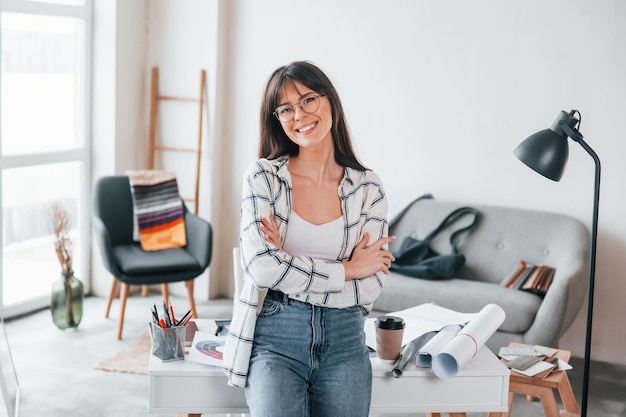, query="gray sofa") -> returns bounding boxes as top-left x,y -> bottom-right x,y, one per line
374,198 -> 590,352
